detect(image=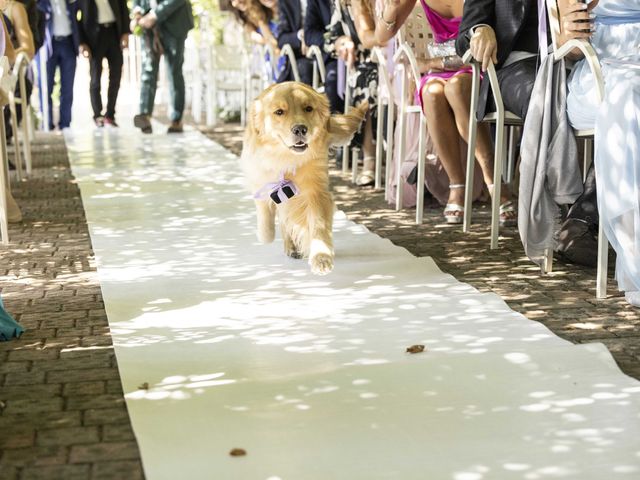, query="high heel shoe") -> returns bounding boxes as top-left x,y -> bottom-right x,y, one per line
444,184 -> 465,224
